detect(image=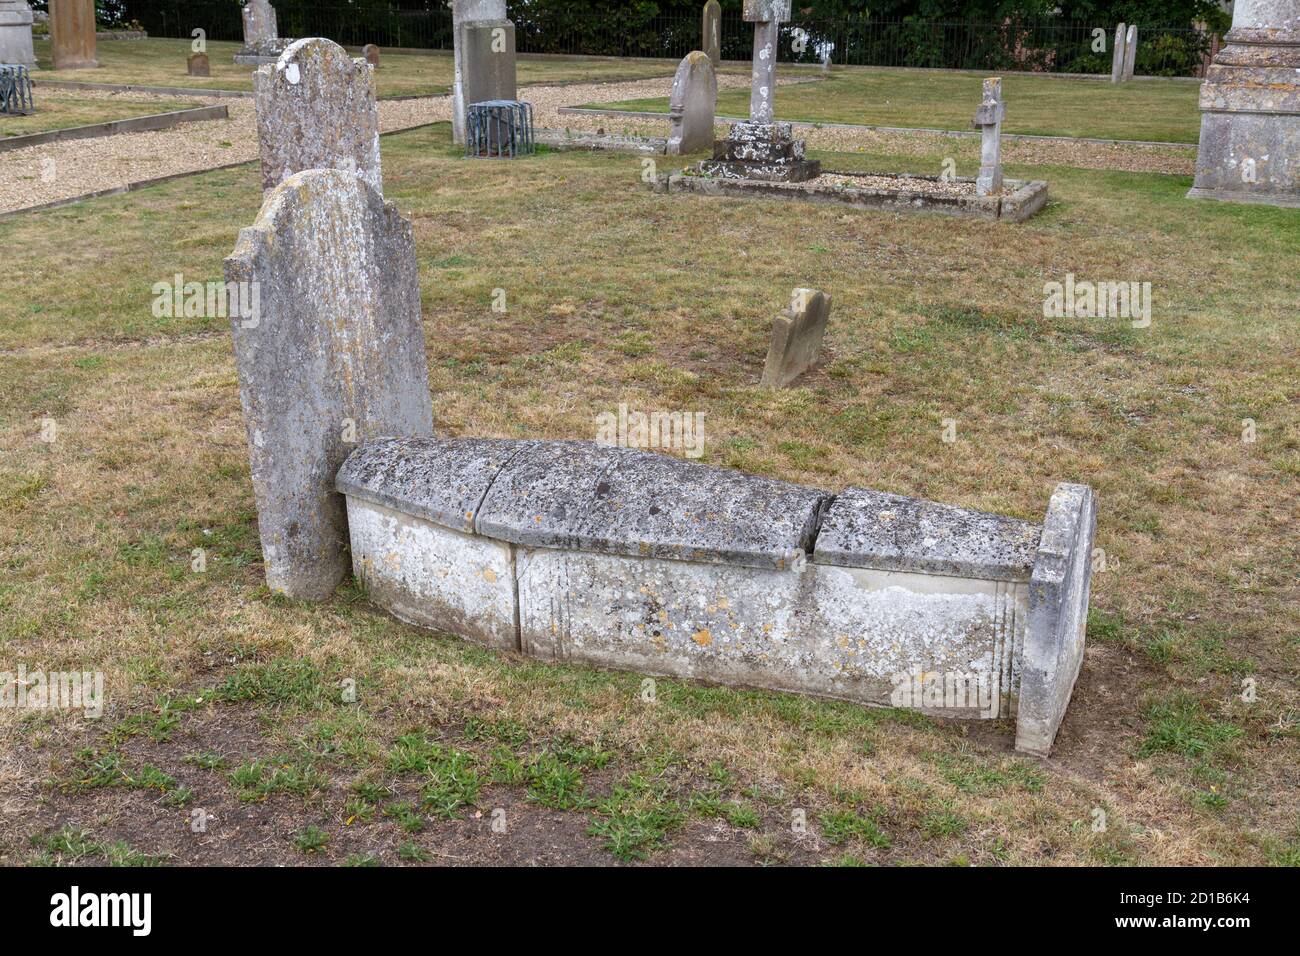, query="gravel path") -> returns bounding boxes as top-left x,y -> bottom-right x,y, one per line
0,75 -> 1193,216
